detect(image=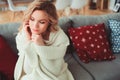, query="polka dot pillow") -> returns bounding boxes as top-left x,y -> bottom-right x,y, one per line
68,23 -> 115,63
108,19 -> 120,53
